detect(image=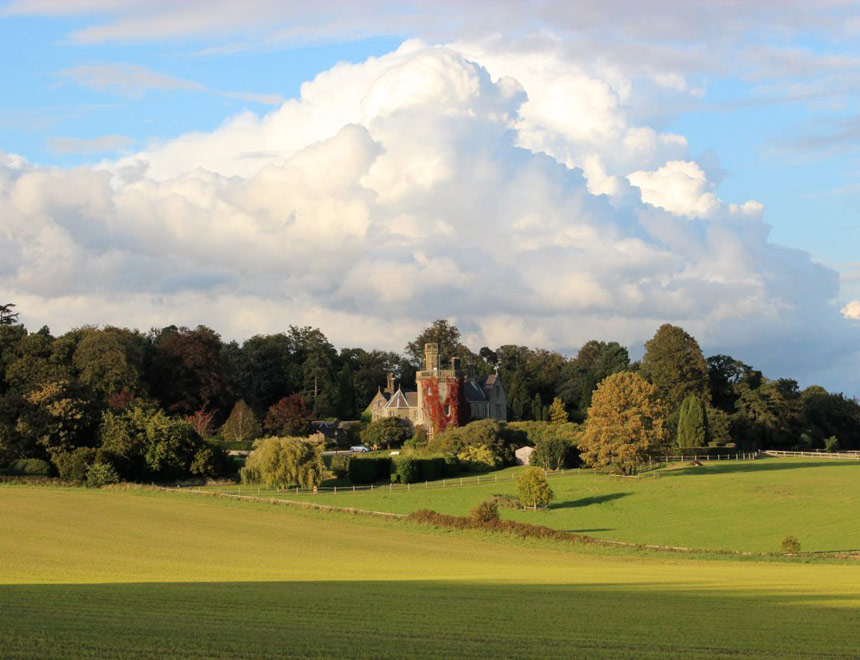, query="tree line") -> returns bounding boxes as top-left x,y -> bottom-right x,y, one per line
1,306 -> 857,482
